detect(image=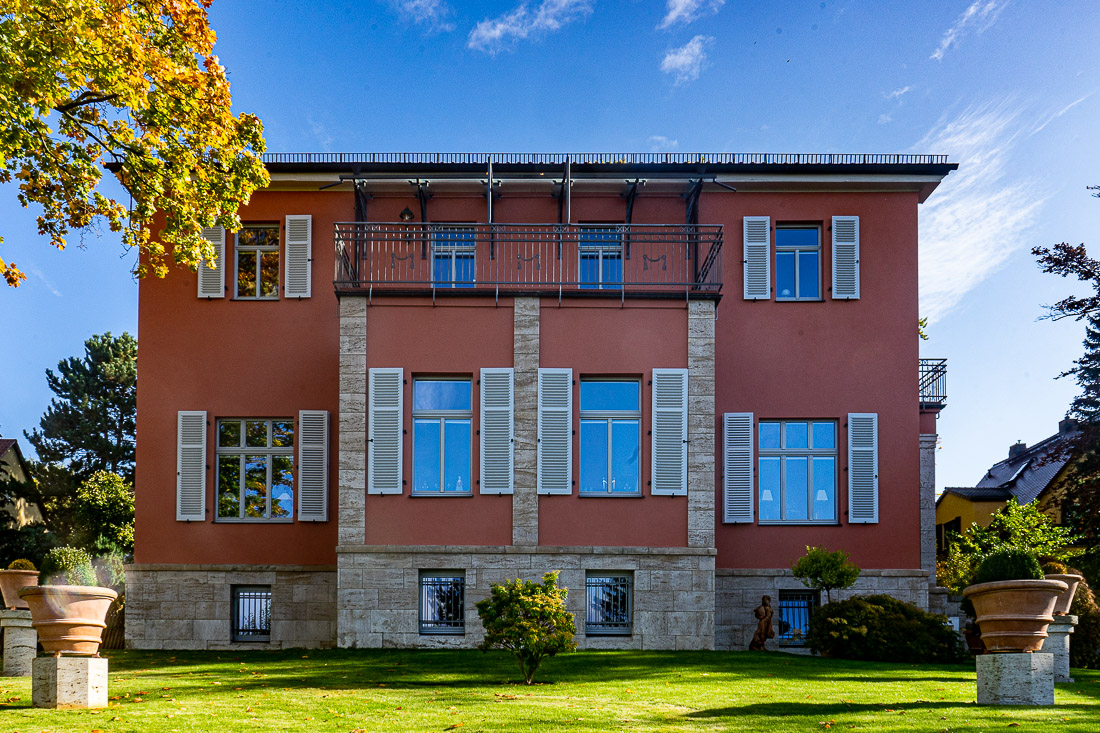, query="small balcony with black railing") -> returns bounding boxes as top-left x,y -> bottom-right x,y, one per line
919,358 -> 947,410
334,223 -> 723,301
